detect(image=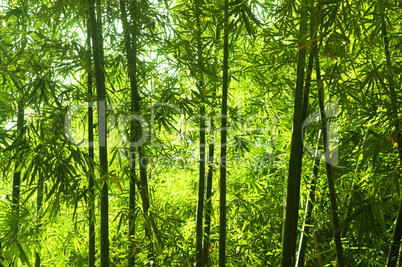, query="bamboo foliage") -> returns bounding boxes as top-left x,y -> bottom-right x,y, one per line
382,6 -> 402,267
1,0 -> 402,266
